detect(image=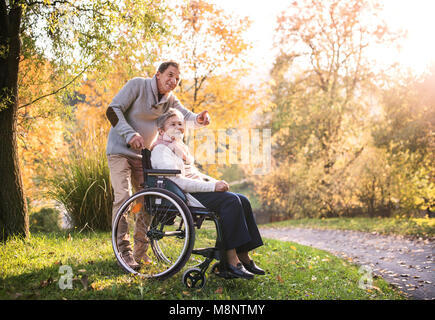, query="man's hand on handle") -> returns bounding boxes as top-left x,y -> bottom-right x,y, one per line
128,134 -> 146,150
